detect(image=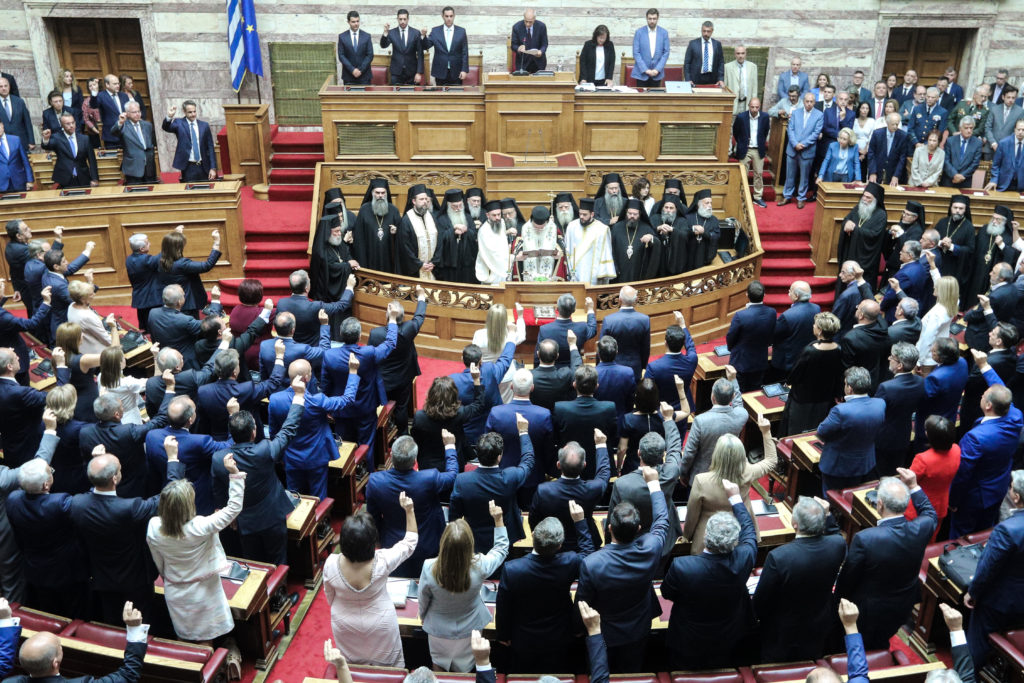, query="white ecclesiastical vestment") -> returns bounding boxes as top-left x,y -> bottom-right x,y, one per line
407,209 -> 438,280
519,220 -> 559,281
564,218 -> 616,284
476,222 -> 510,284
